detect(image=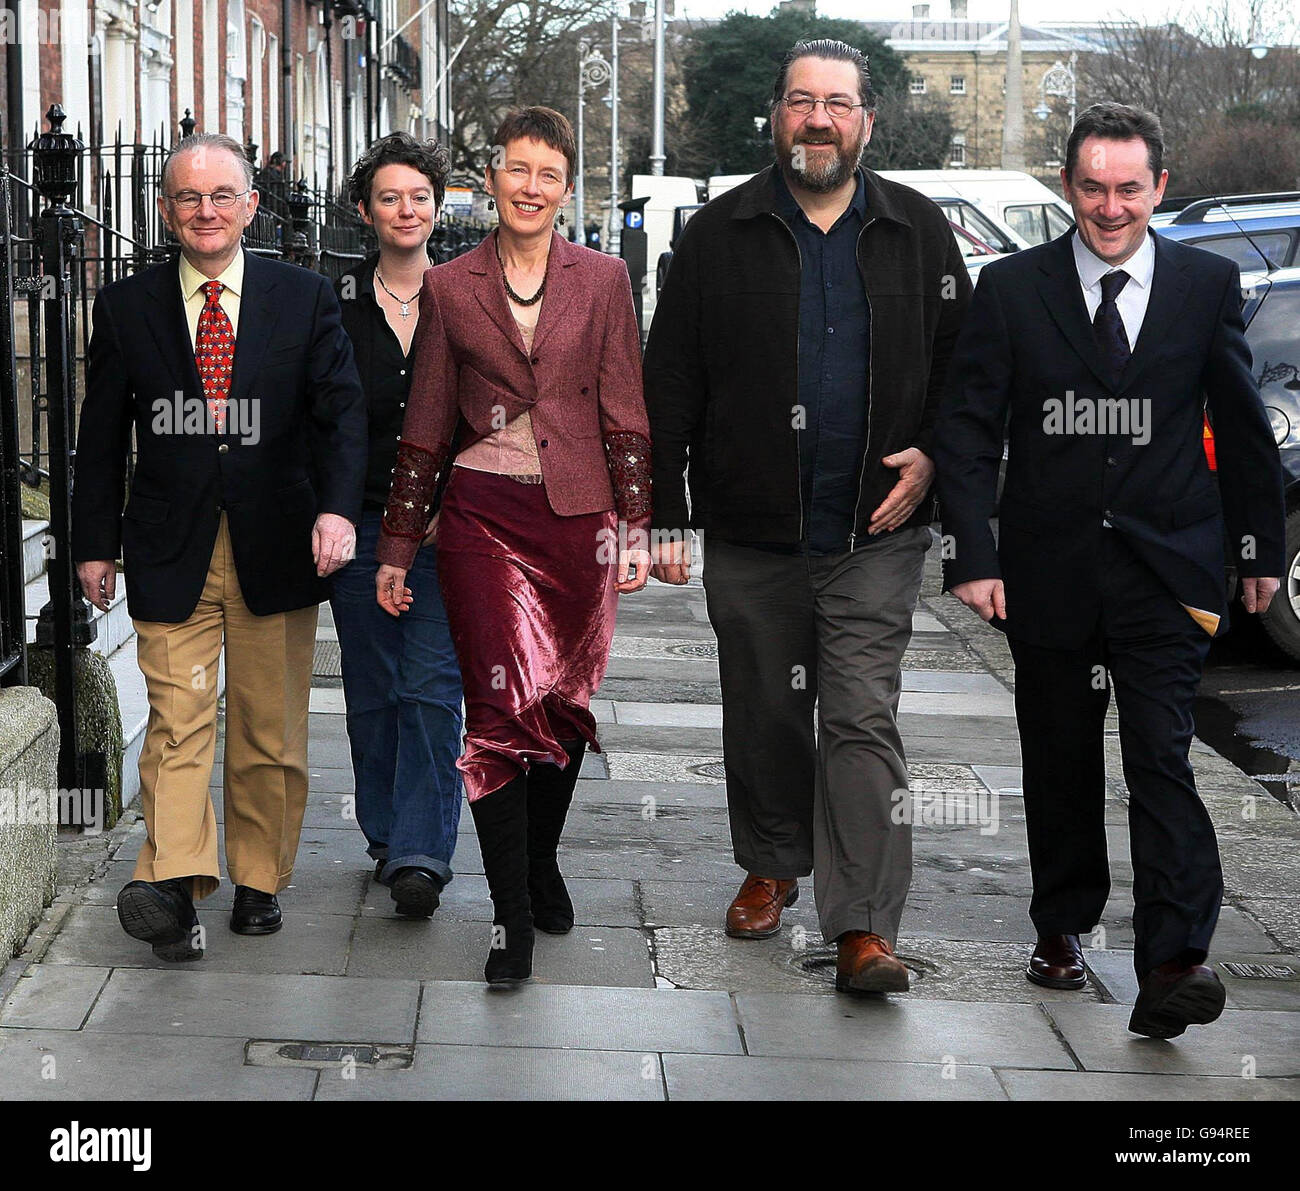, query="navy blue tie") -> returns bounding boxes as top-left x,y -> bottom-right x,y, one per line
1094,269 -> 1131,382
